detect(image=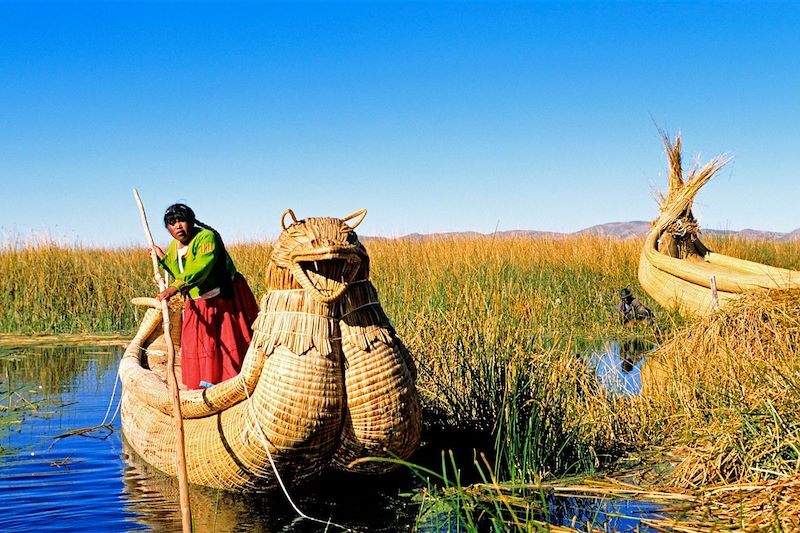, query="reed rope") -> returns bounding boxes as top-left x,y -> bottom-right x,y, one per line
48,361 -> 123,449
100,366 -> 121,426
241,376 -> 351,531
